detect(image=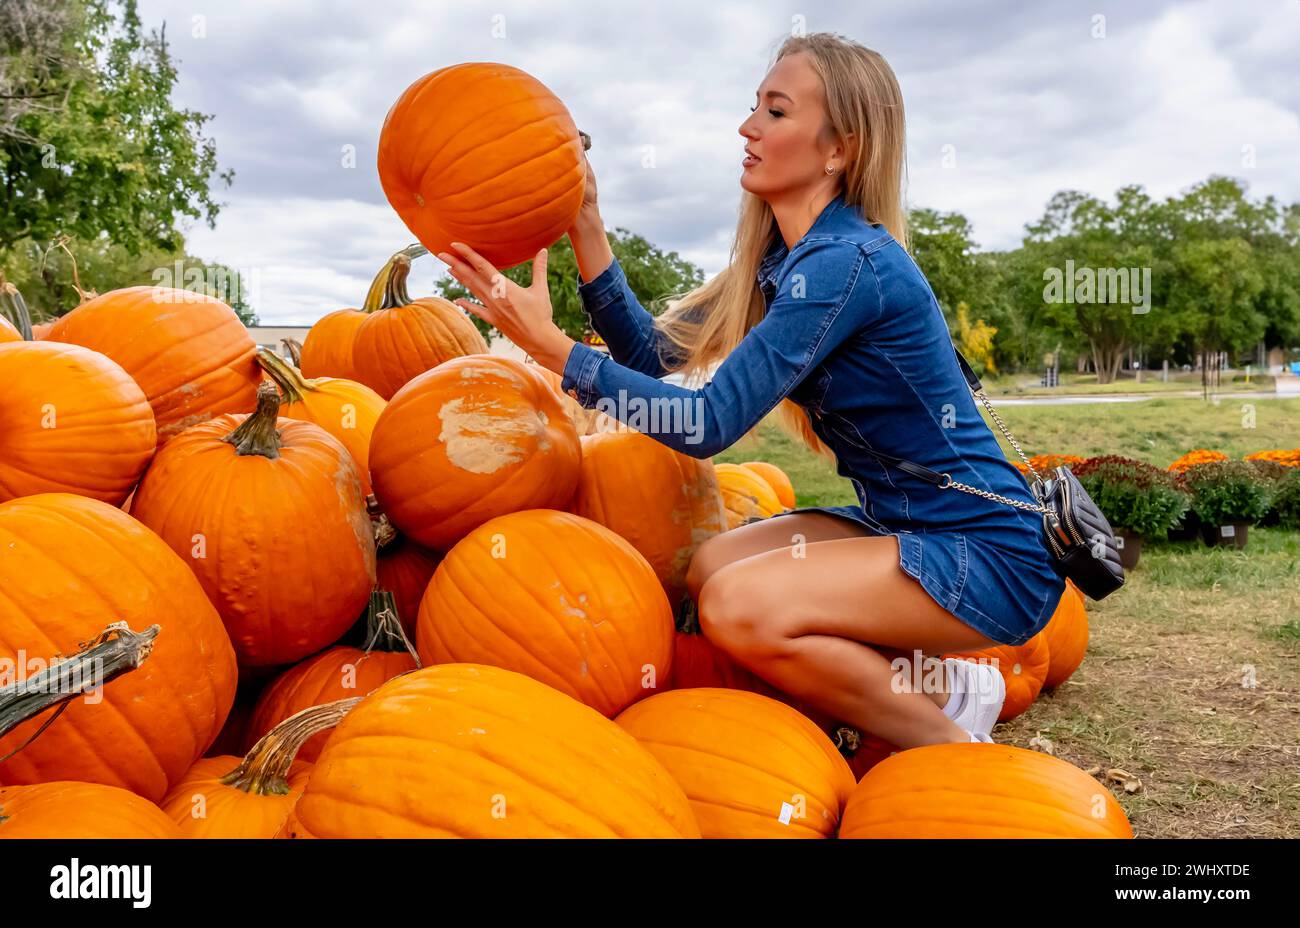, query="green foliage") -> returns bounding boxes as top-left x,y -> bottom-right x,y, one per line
3,238 -> 257,325
434,227 -> 704,344
0,0 -> 231,256
1073,457 -> 1191,537
1261,468 -> 1300,530
1182,461 -> 1272,526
